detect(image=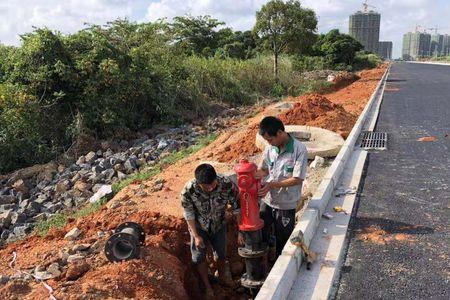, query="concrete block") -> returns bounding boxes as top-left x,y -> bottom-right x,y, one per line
323,160 -> 344,188
308,179 -> 334,215
336,145 -> 354,165
255,255 -> 298,300
283,208 -> 319,257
